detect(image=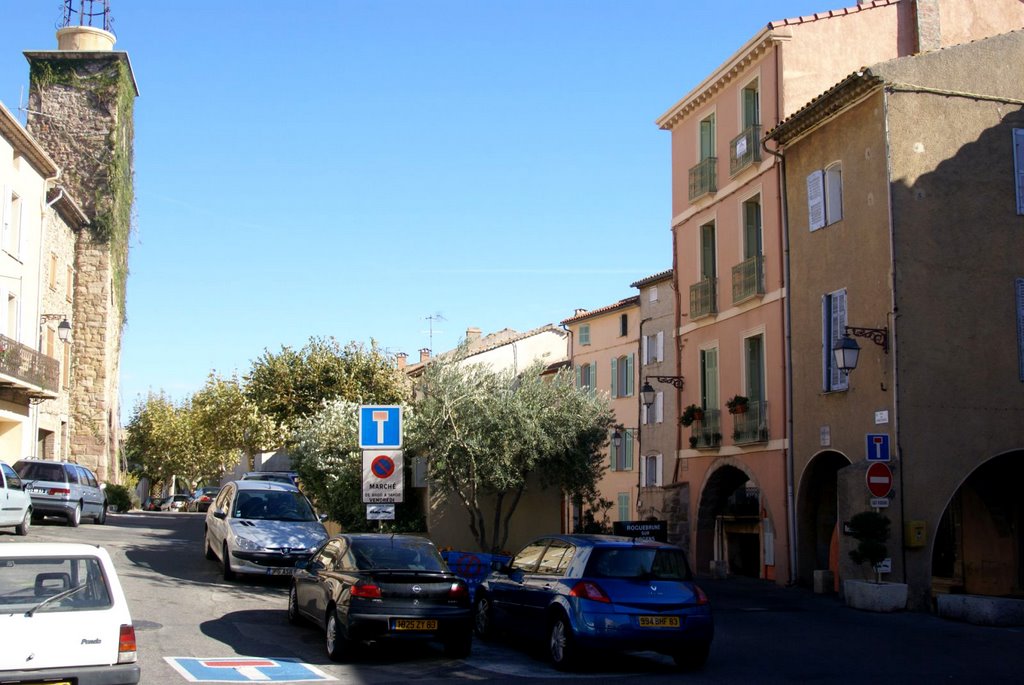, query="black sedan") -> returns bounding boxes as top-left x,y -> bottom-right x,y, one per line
288,534 -> 473,661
